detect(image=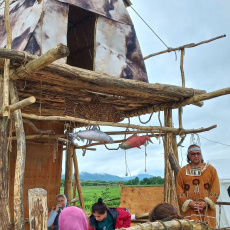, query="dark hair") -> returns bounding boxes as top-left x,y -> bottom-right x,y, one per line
91,198 -> 107,214
187,144 -> 204,164
149,203 -> 183,222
